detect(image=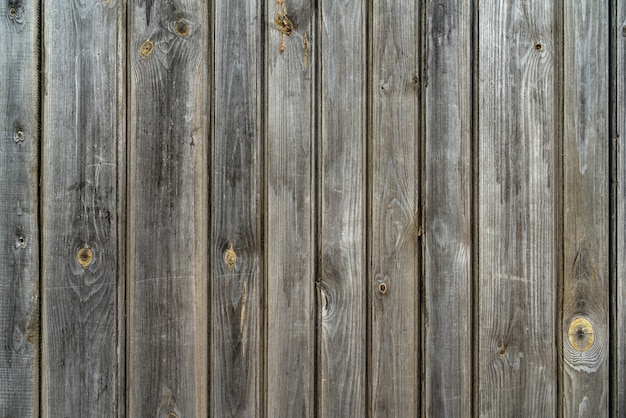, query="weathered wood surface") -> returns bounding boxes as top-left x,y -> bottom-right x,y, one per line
422,0 -> 472,416
369,0 -> 420,415
0,2 -> 39,416
41,1 -> 124,416
266,0 -> 316,416
318,0 -> 366,416
562,1 -> 610,415
477,1 -> 558,415
127,1 -> 208,416
211,0 -> 262,415
616,2 -> 626,415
